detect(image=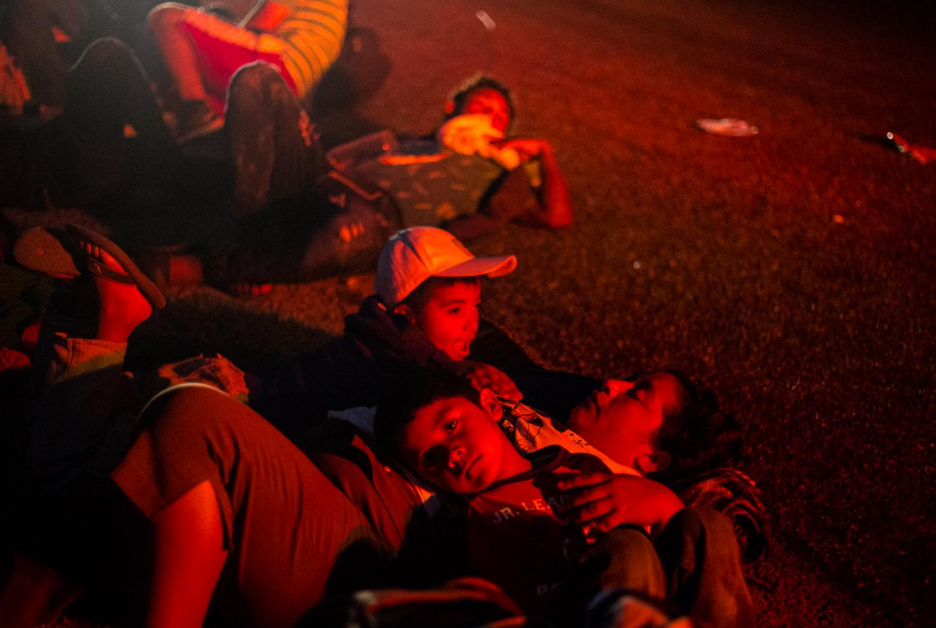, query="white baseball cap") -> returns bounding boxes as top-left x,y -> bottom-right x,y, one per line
375,227 -> 517,307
